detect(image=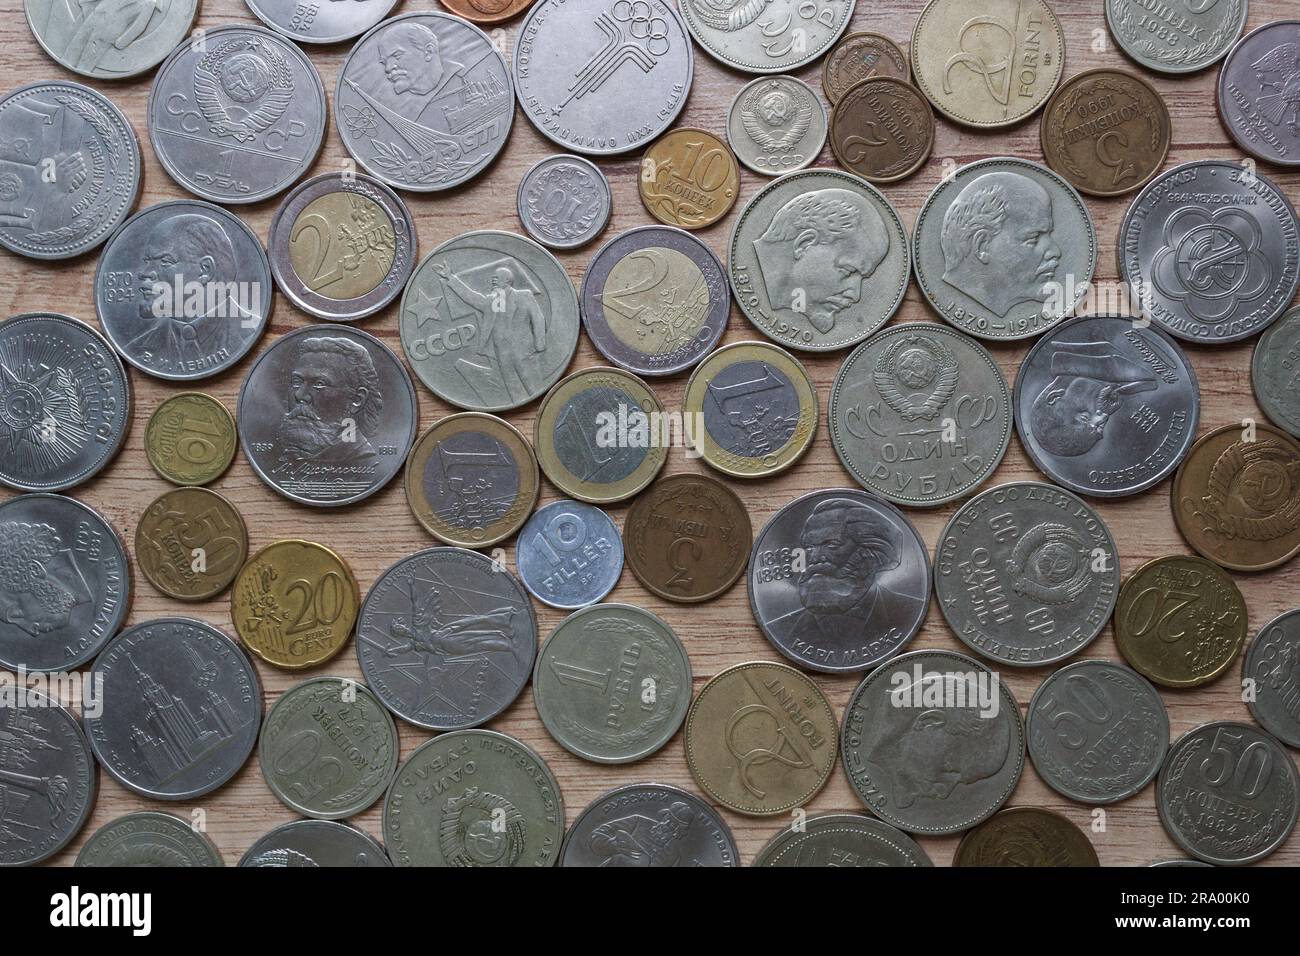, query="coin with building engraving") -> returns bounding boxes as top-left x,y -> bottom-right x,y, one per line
135,487 -> 247,602
1106,0 -> 1247,75
822,32 -> 910,104
517,154 -> 612,250
145,393 -> 237,486
639,128 -> 739,229
561,783 -> 738,866
1254,306 -> 1300,439
1219,21 -> 1300,168
754,813 -> 933,866
26,0 -> 197,78
76,811 -> 223,867
954,807 -> 1099,866
516,500 -> 624,609
1244,608 -> 1300,749
678,0 -> 854,73
830,77 -> 934,183
240,820 -> 390,867
246,0 -> 397,43
726,75 -> 827,177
